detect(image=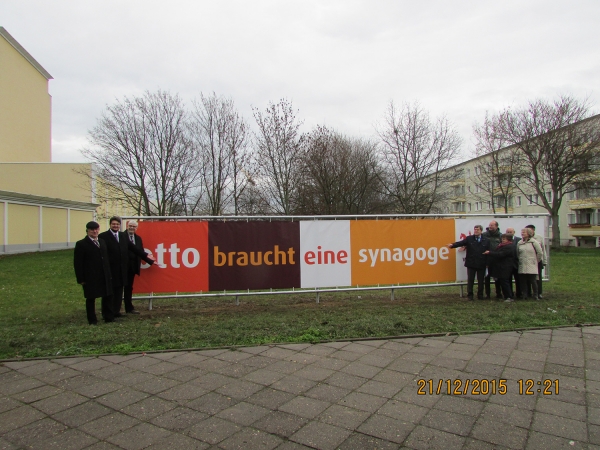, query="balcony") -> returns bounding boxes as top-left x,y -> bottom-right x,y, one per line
568,223 -> 592,228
